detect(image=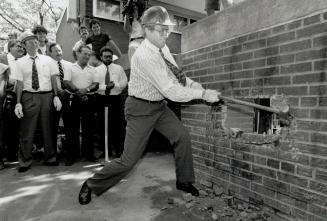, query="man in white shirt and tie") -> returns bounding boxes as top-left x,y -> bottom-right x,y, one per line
78,6 -> 220,205
48,43 -> 76,166
13,30 -> 62,173
95,46 -> 127,158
